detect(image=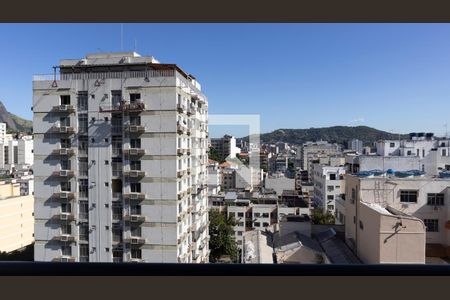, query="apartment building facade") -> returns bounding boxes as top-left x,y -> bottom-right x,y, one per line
344,173 -> 450,259
0,135 -> 34,171
0,181 -> 34,252
33,52 -> 209,263
312,164 -> 346,214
